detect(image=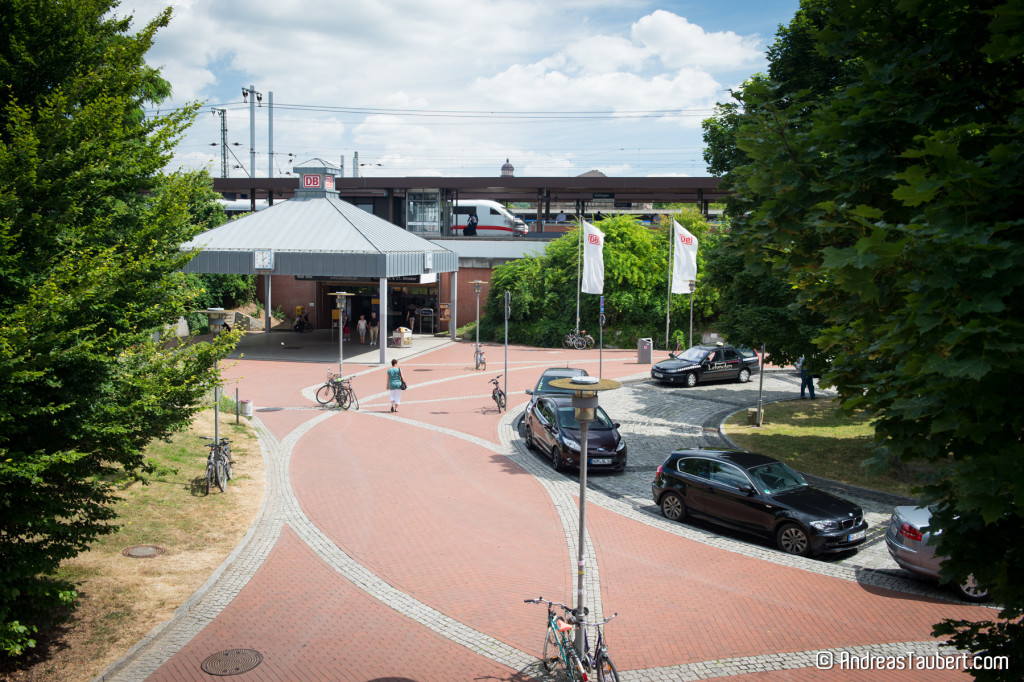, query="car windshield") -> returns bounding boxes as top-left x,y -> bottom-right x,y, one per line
557,406 -> 614,430
747,462 -> 808,494
536,373 -> 584,394
673,347 -> 709,363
